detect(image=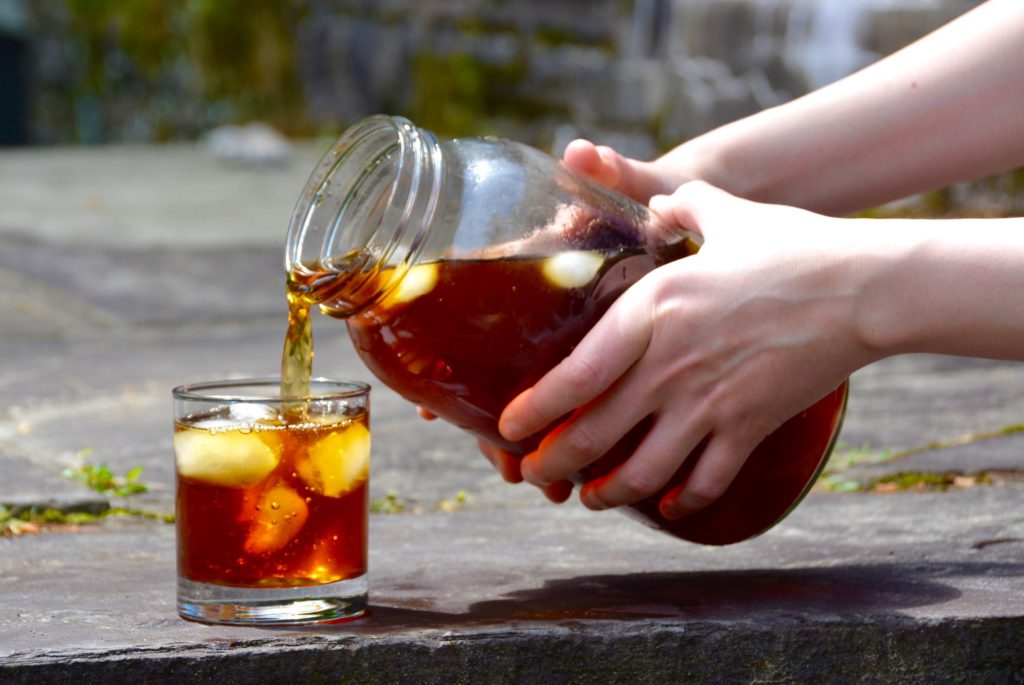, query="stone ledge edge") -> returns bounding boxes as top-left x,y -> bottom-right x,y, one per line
2,615 -> 1022,684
